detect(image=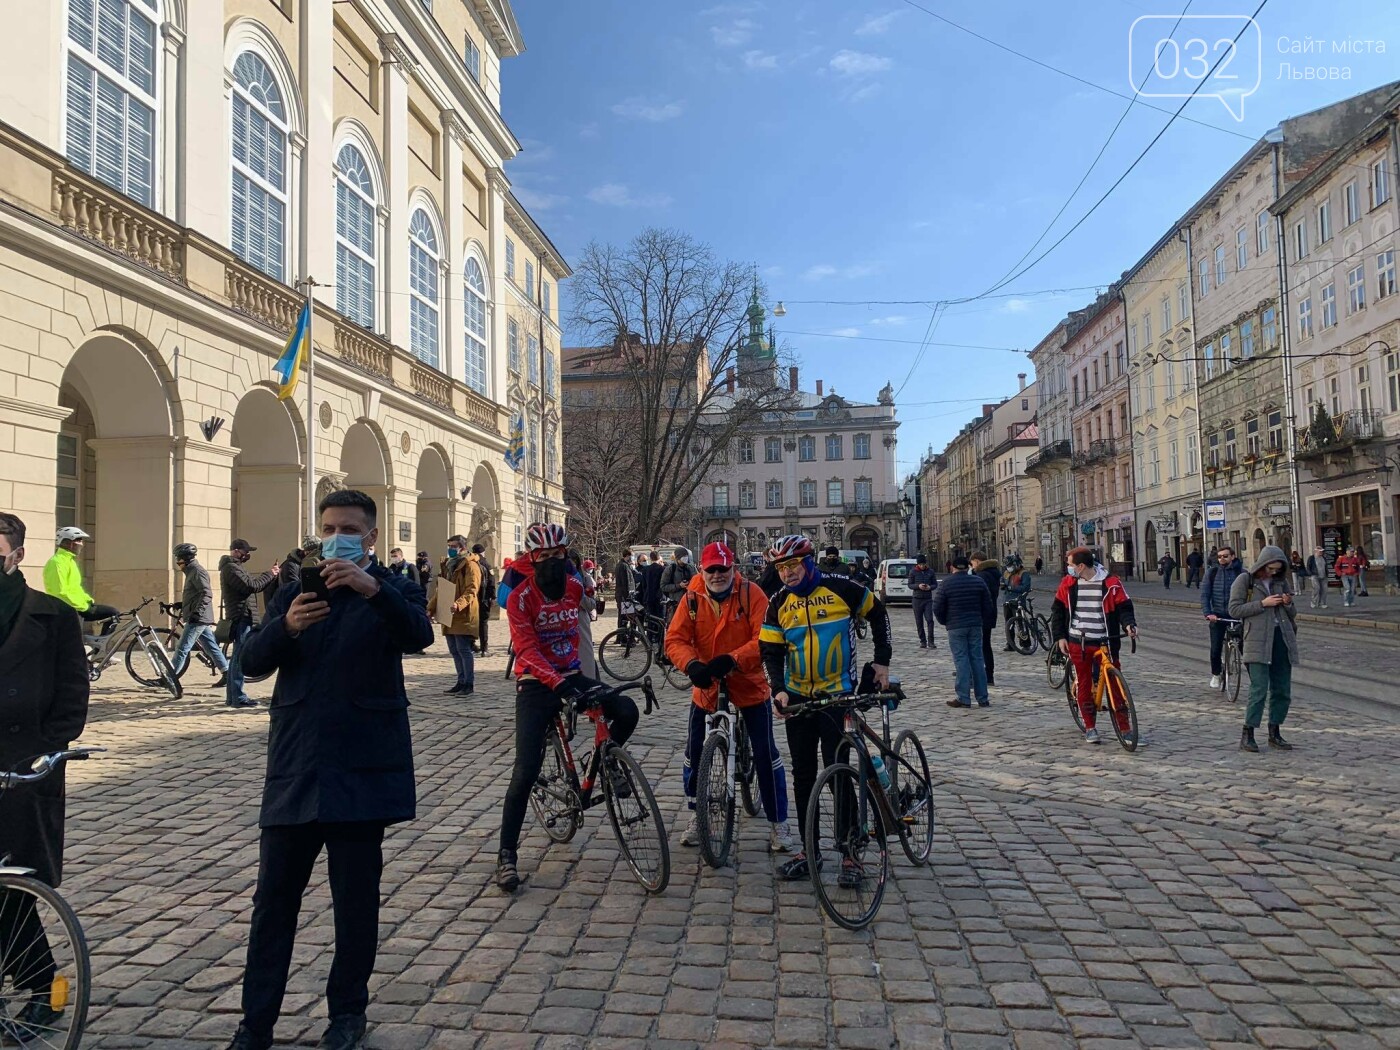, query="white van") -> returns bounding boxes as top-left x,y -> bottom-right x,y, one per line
877,558 -> 918,604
